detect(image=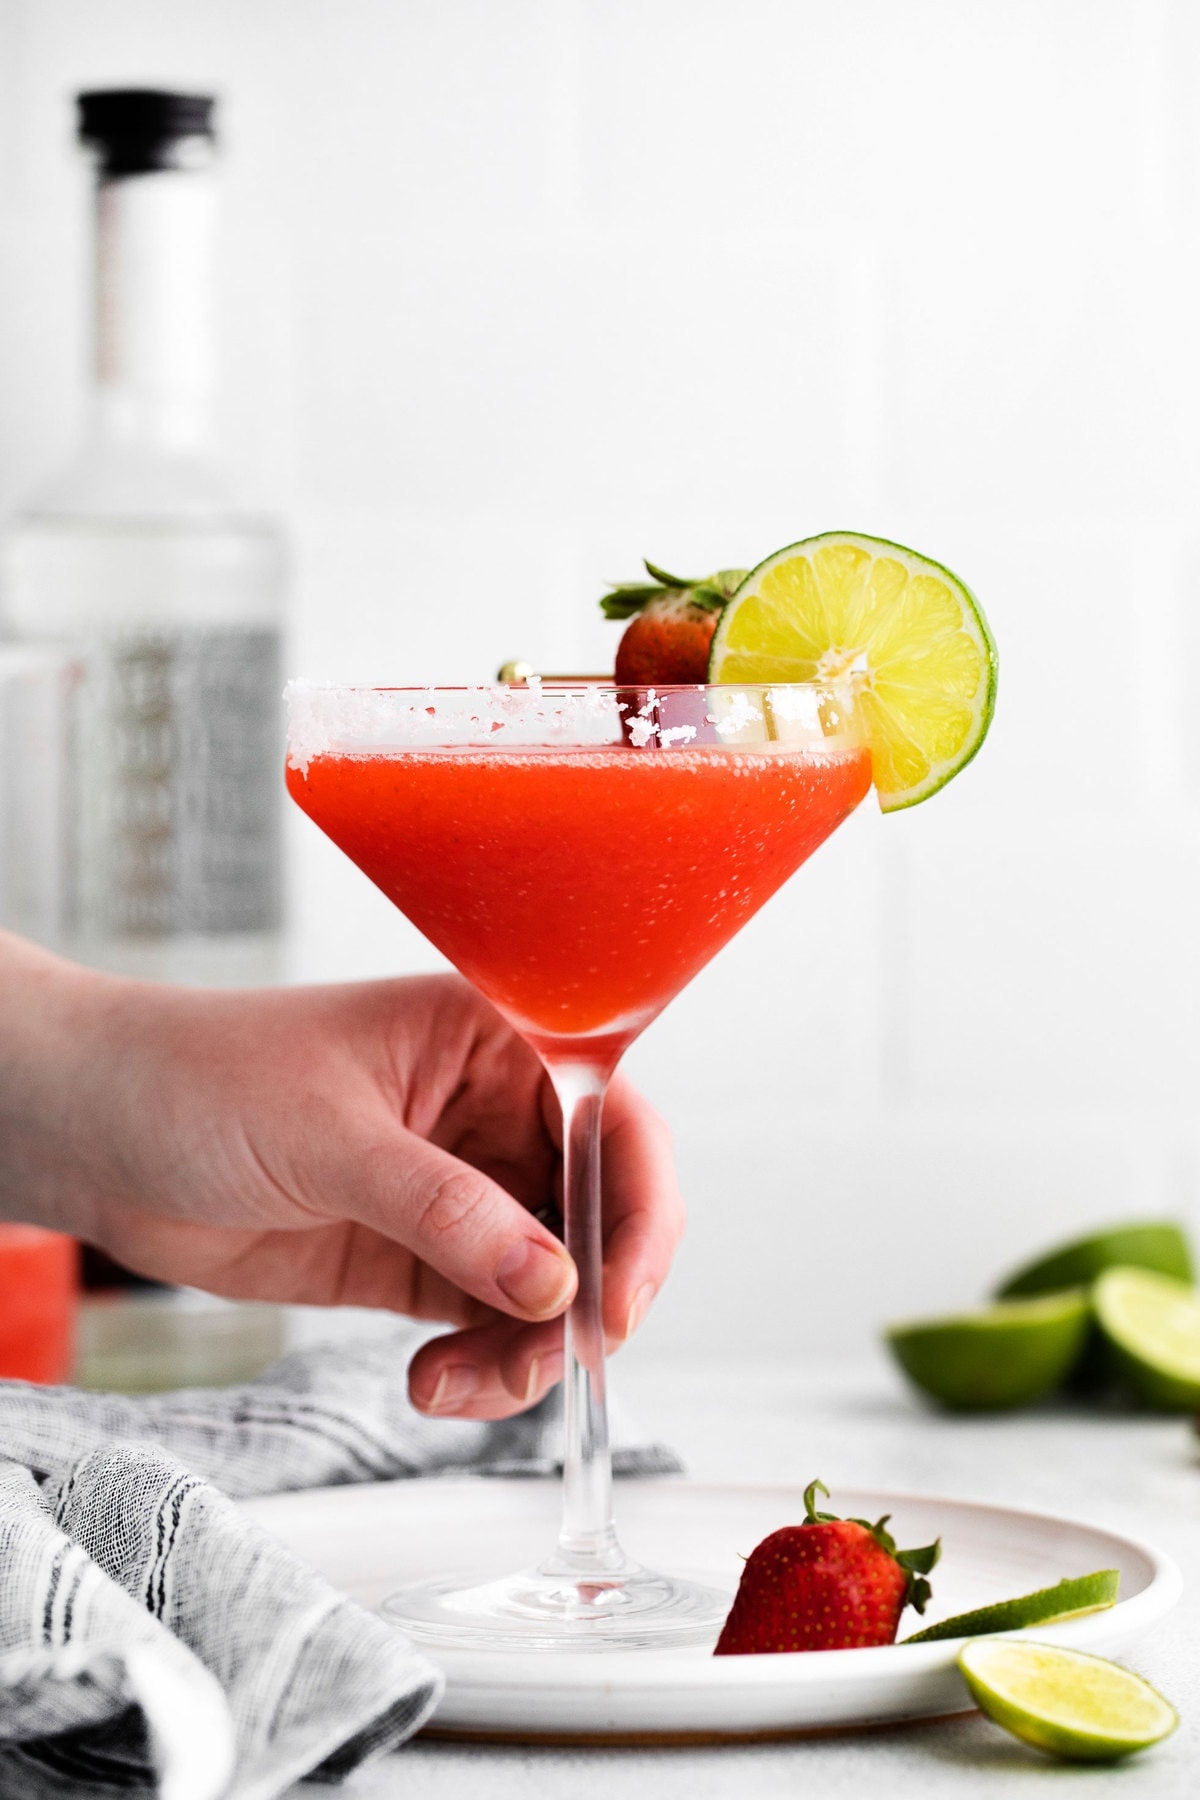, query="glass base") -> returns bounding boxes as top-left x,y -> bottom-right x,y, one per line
381,1561 -> 731,1652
